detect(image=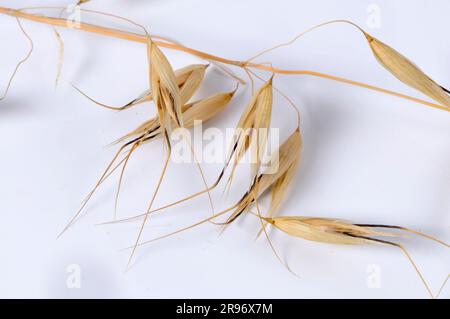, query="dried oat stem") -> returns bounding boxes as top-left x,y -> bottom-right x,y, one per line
0,17 -> 33,100
0,7 -> 448,112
